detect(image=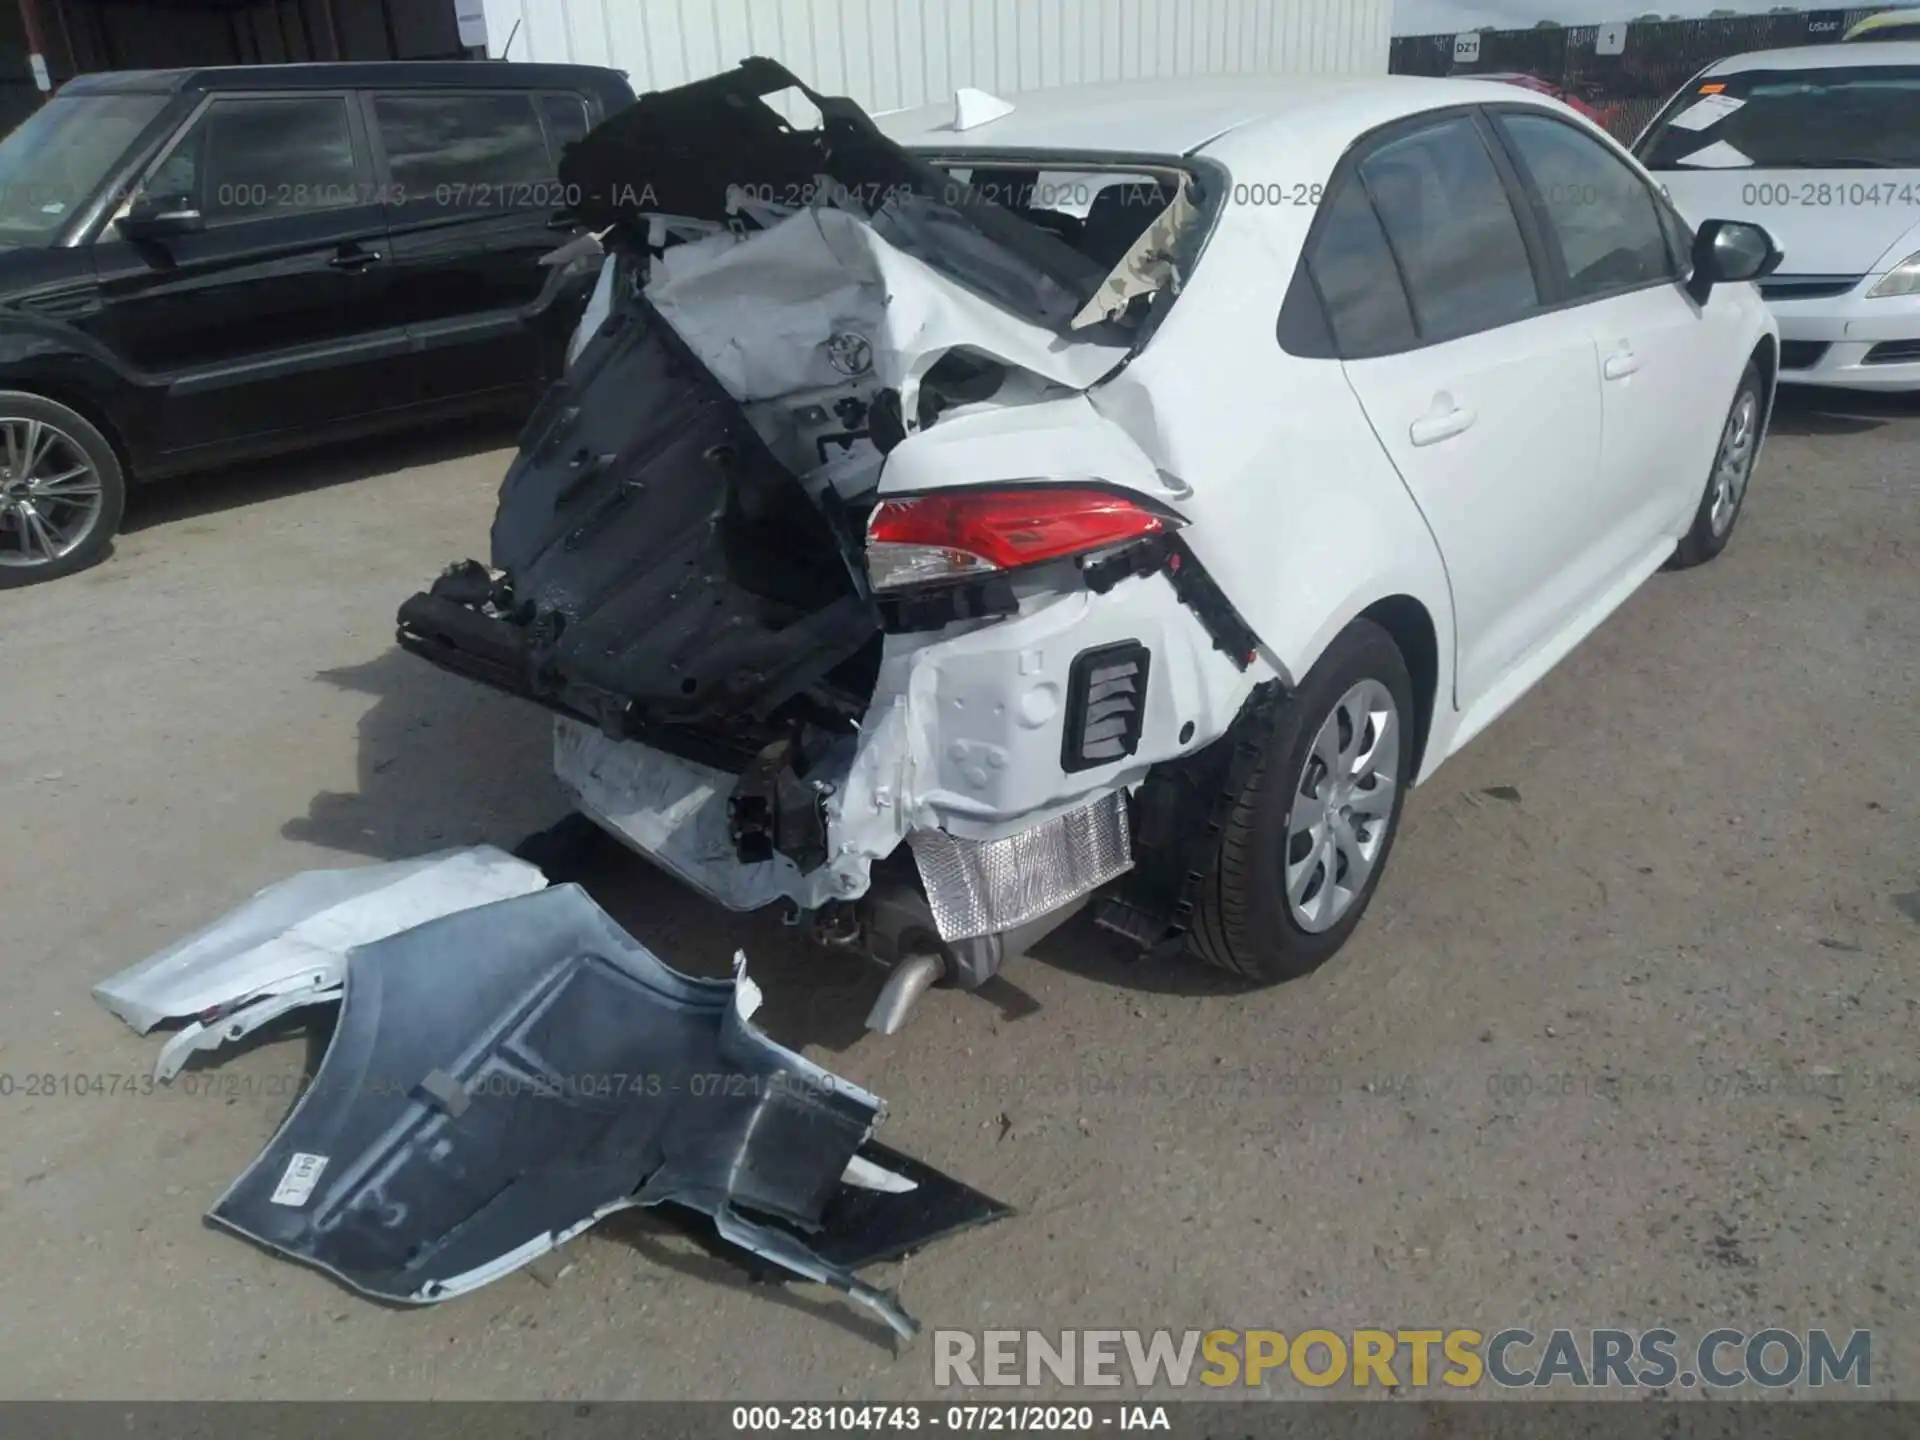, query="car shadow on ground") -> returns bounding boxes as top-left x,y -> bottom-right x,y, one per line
120,414 -> 525,533
1769,383 -> 1920,436
1022,907 -> 1268,999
